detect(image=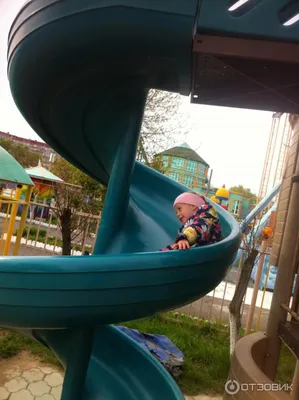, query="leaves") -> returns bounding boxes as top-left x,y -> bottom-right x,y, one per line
229,185 -> 257,205
0,138 -> 39,168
